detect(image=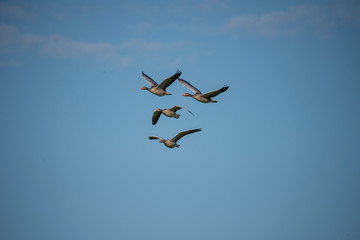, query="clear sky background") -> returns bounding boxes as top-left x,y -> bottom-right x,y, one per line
1,0 -> 360,239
